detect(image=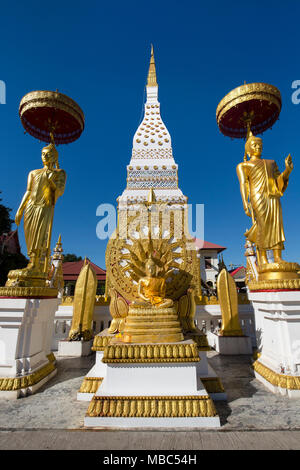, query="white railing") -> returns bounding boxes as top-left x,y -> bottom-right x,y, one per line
52,303 -> 111,350
195,303 -> 256,347
51,297 -> 256,350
